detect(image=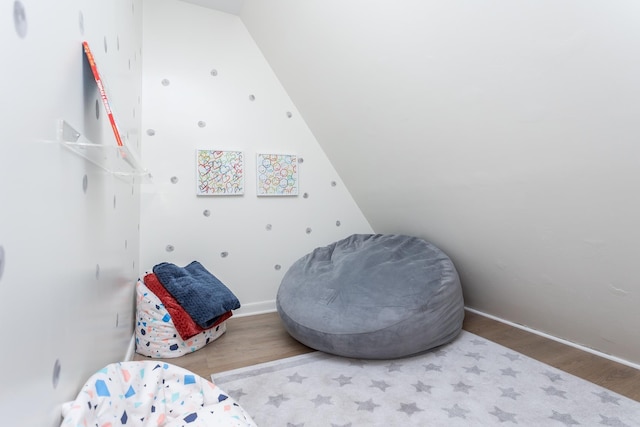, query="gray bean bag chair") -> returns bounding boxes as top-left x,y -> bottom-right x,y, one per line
277,234 -> 464,359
